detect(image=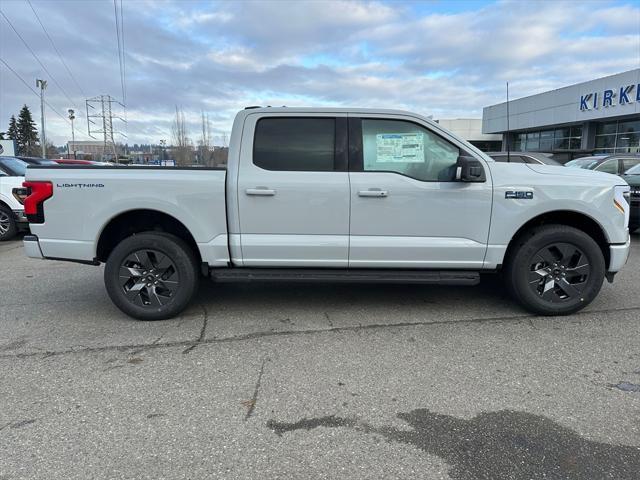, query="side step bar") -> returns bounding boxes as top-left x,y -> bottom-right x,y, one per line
210,268 -> 480,285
